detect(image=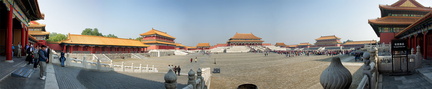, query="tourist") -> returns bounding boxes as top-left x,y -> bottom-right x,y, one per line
59,52 -> 66,67
195,58 -> 198,63
190,58 -> 193,63
177,66 -> 181,76
38,45 -> 49,80
33,46 -> 40,68
11,44 -> 14,58
17,42 -> 22,58
174,66 -> 177,74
